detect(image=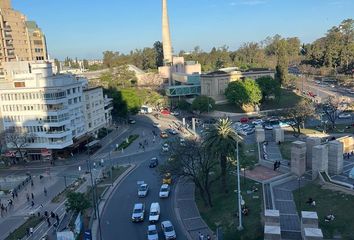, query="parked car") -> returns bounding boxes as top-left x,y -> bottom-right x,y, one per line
252,119 -> 264,125
162,143 -> 169,152
160,131 -> 169,138
149,202 -> 161,223
159,184 -> 171,198
167,128 -> 178,135
131,203 -> 145,222
338,113 -> 352,119
161,108 -> 171,115
240,117 -> 249,123
180,138 -> 186,146
264,124 -> 274,130
153,122 -> 161,128
138,183 -> 149,197
147,225 -> 159,240
161,220 -> 176,240
149,158 -> 159,168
